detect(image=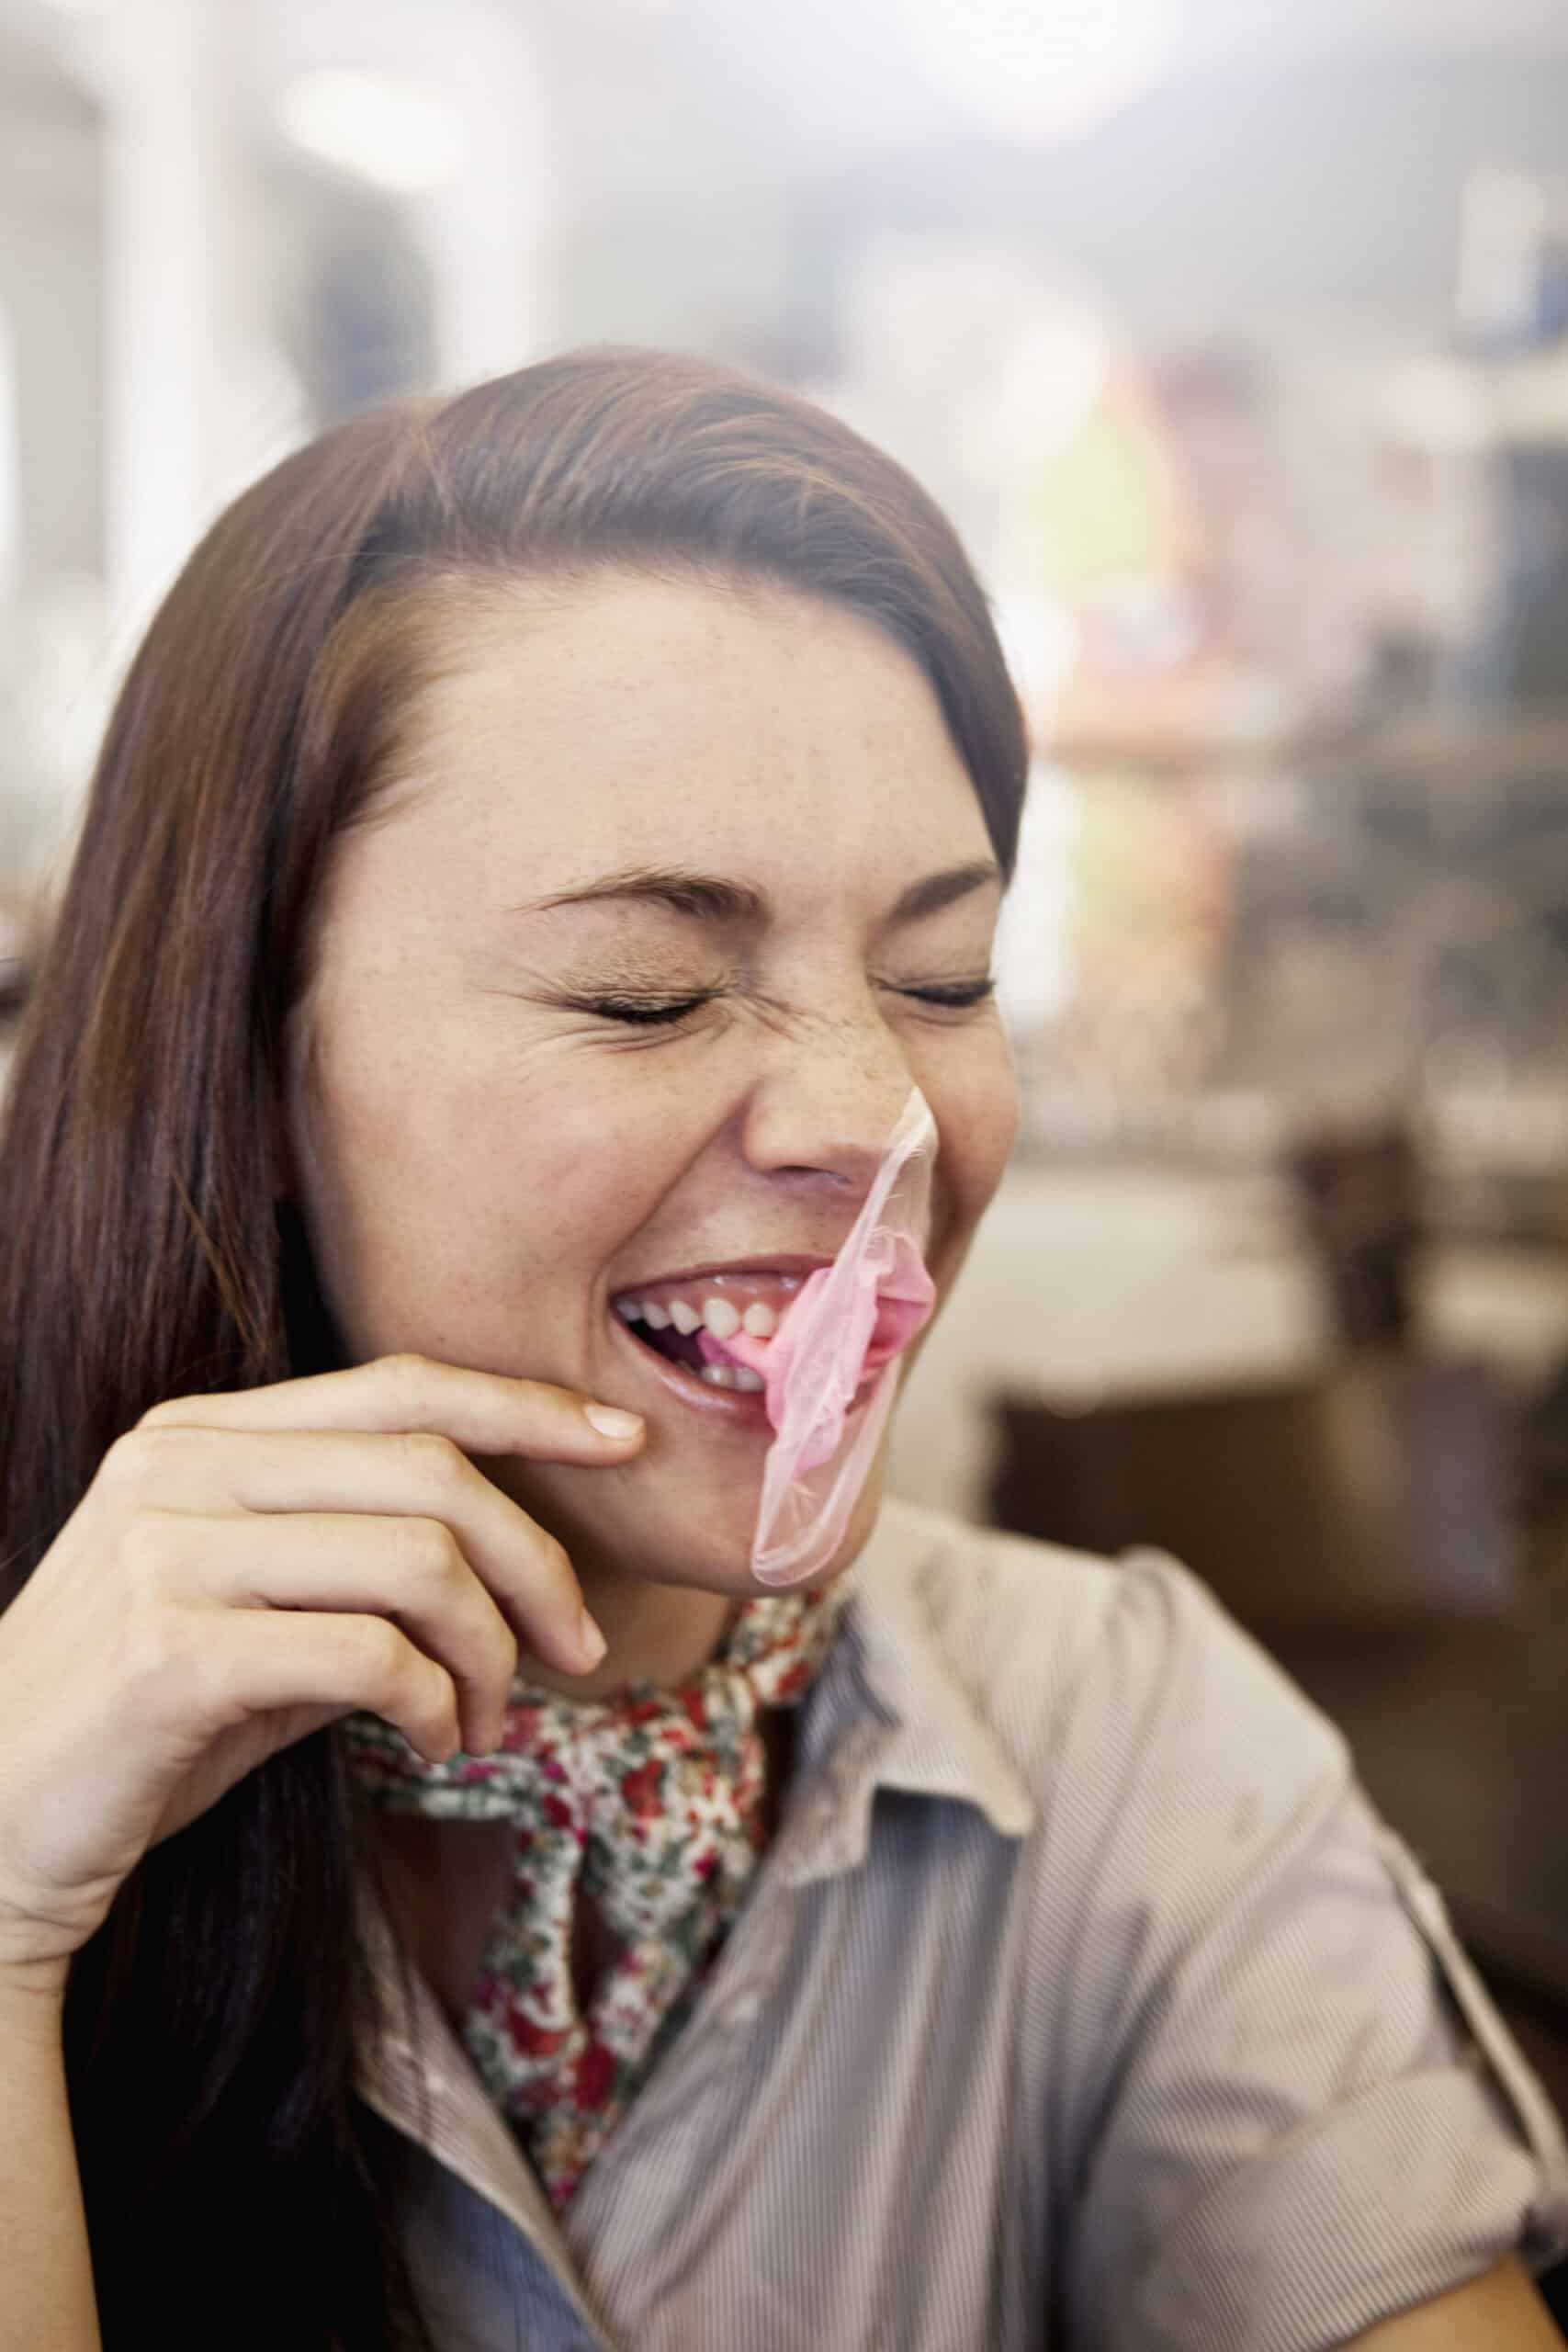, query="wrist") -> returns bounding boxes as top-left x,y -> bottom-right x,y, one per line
0,1954 -> 72,2033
